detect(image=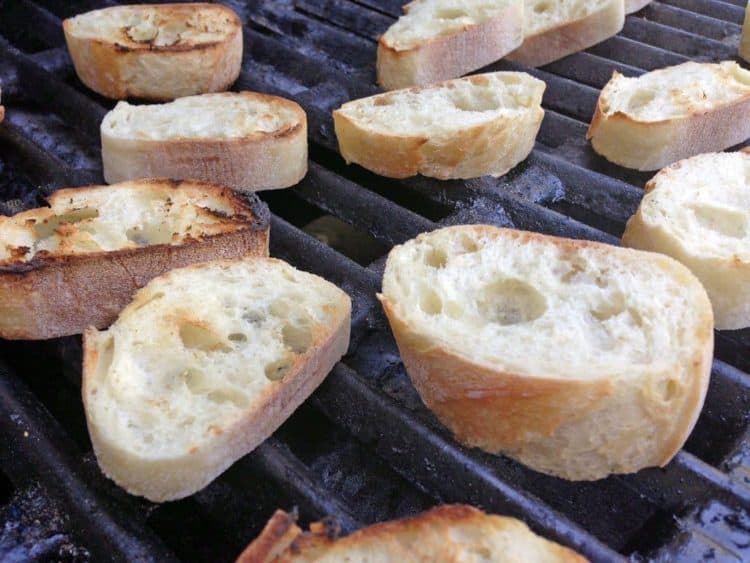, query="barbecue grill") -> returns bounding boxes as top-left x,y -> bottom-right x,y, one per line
0,0 -> 749,561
